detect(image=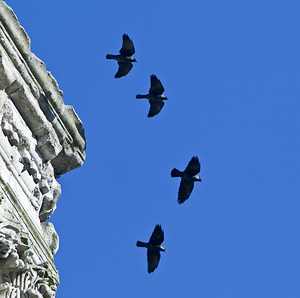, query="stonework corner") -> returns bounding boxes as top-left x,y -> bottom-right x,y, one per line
0,1 -> 86,296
